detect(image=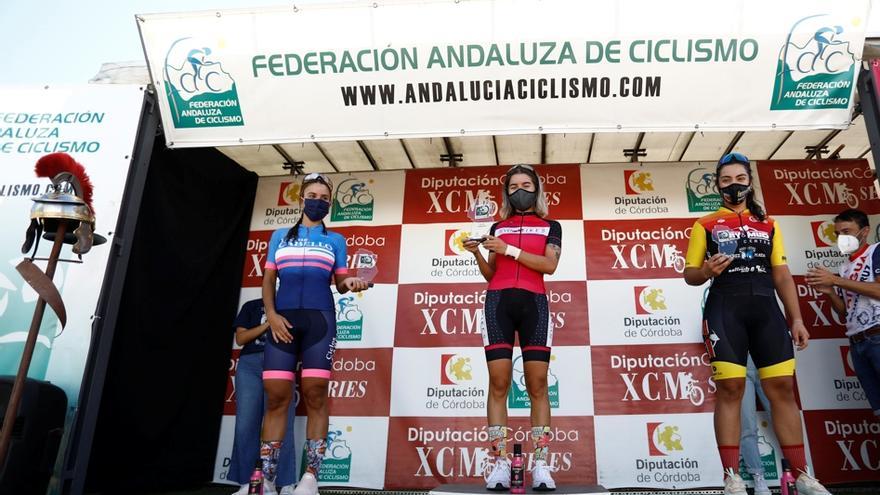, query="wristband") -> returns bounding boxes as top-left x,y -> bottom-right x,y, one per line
505,245 -> 522,260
